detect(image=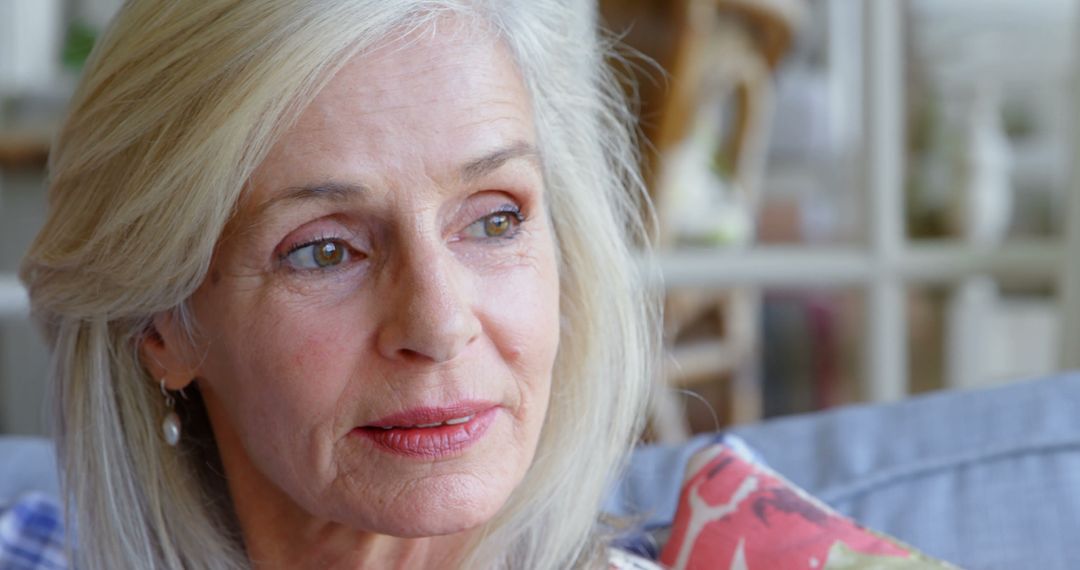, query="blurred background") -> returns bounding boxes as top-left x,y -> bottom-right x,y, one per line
0,0 -> 1077,440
